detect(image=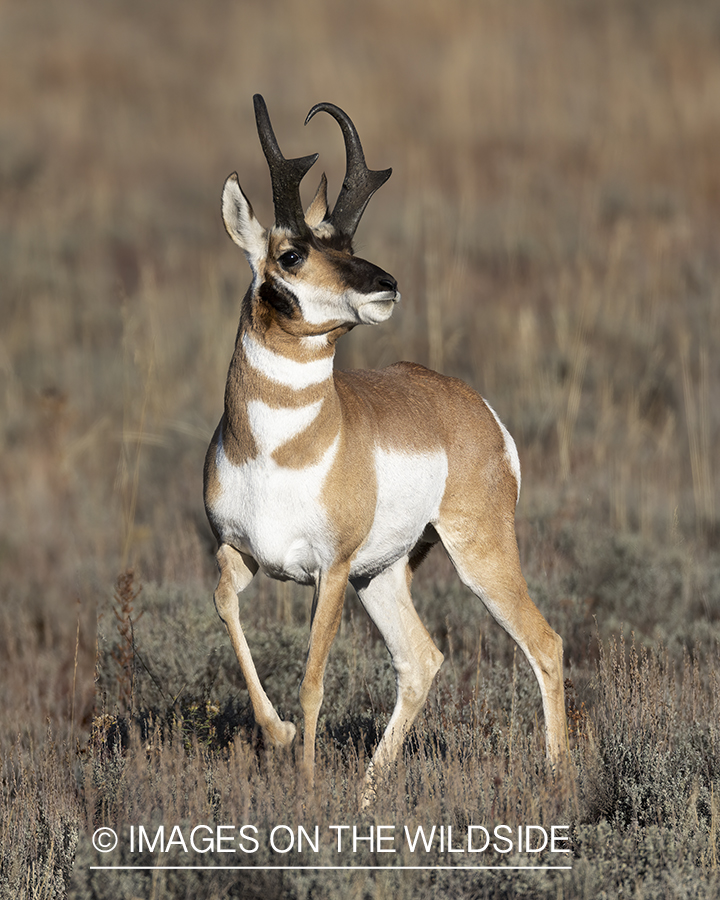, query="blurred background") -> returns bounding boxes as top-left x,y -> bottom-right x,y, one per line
1,0 -> 719,744
3,2 -> 720,894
